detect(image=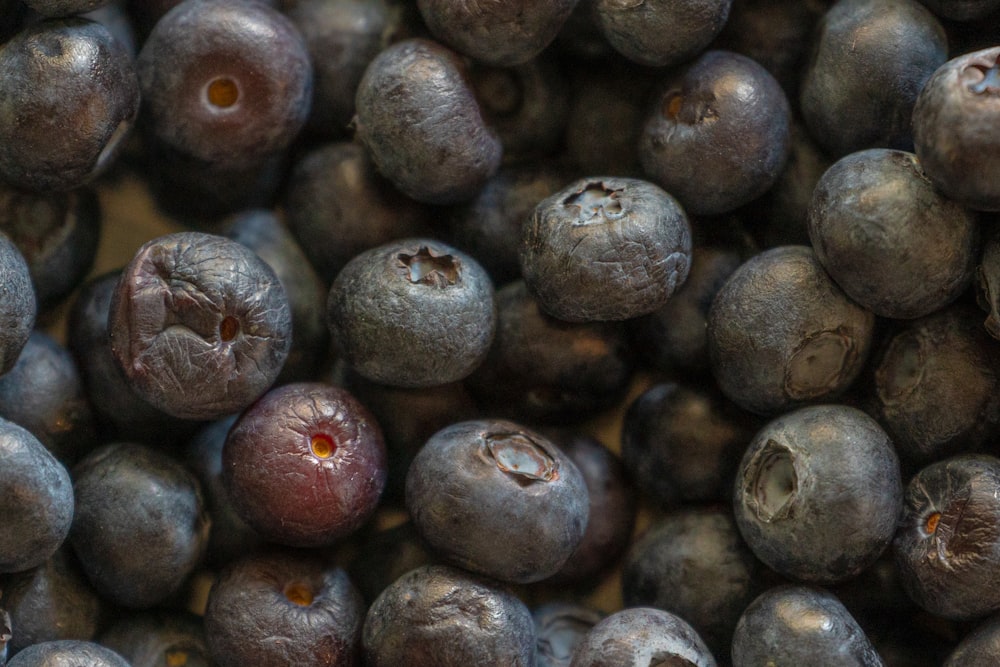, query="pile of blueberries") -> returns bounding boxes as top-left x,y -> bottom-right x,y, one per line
5,0 -> 1000,664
